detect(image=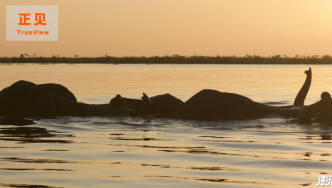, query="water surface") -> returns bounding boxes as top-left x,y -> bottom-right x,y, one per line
0,64 -> 331,187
